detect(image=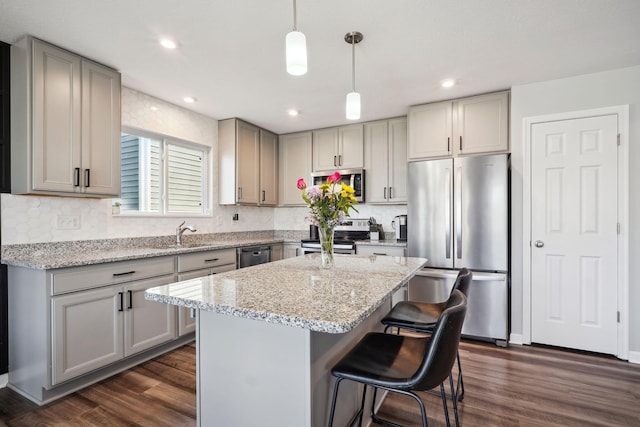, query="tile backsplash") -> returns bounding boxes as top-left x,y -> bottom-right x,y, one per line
1,87 -> 406,245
